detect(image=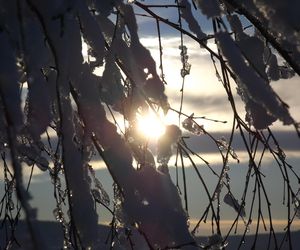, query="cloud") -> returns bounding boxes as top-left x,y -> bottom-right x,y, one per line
134,2 -> 212,38
183,130 -> 300,153
138,35 -> 300,133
